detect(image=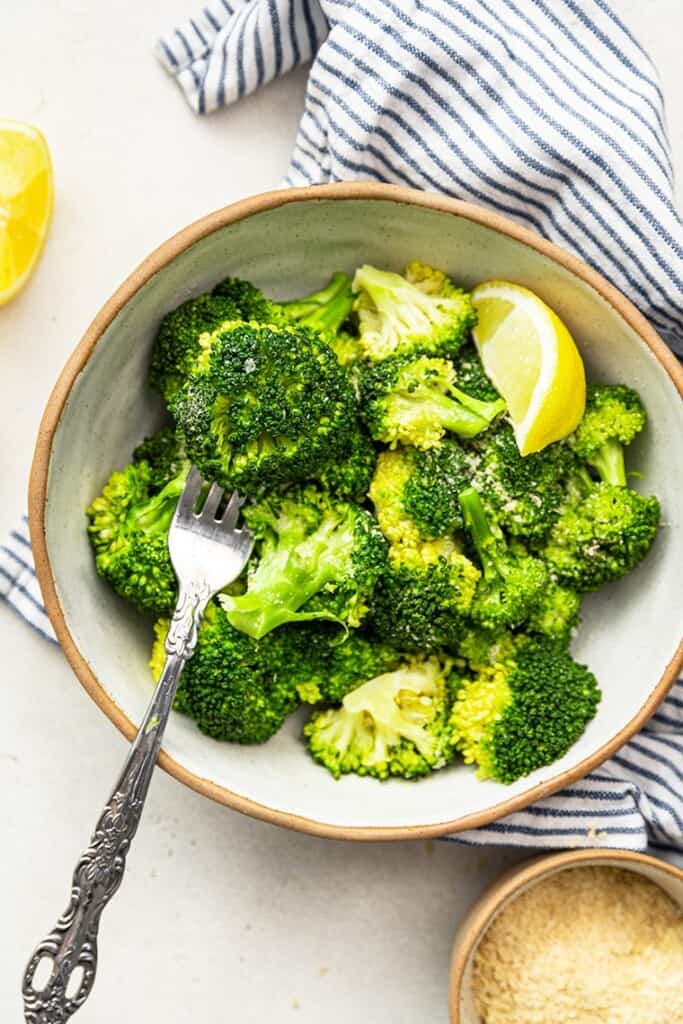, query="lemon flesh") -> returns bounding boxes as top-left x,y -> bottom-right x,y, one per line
471,281 -> 586,454
0,120 -> 53,306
